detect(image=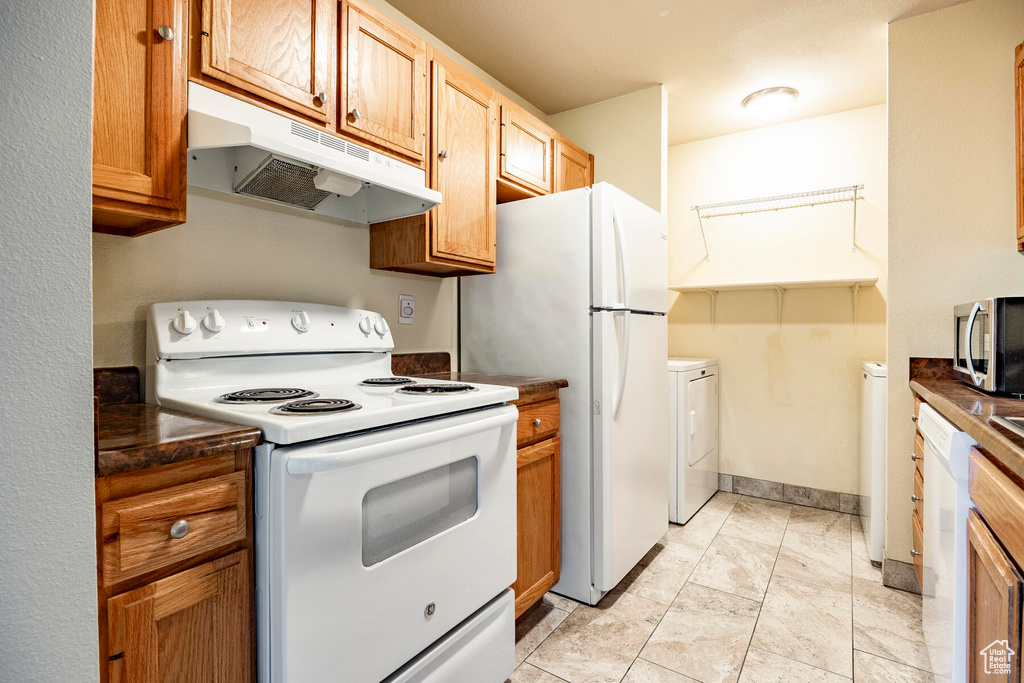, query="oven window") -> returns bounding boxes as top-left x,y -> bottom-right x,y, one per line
361,457 -> 478,567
